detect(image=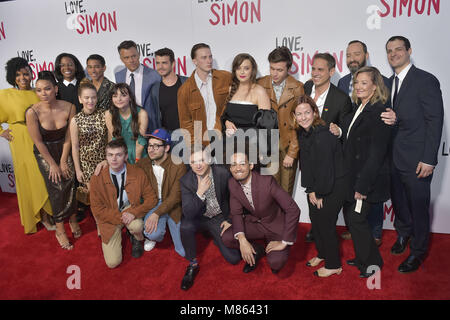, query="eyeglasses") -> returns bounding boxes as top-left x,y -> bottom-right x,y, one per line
148,144 -> 164,150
